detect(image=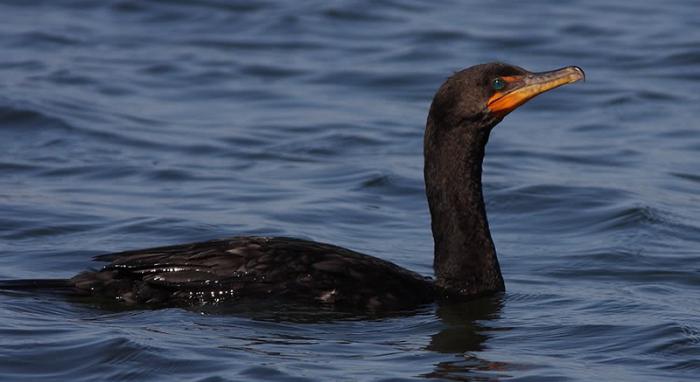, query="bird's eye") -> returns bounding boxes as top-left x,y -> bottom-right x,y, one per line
492,78 -> 506,91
